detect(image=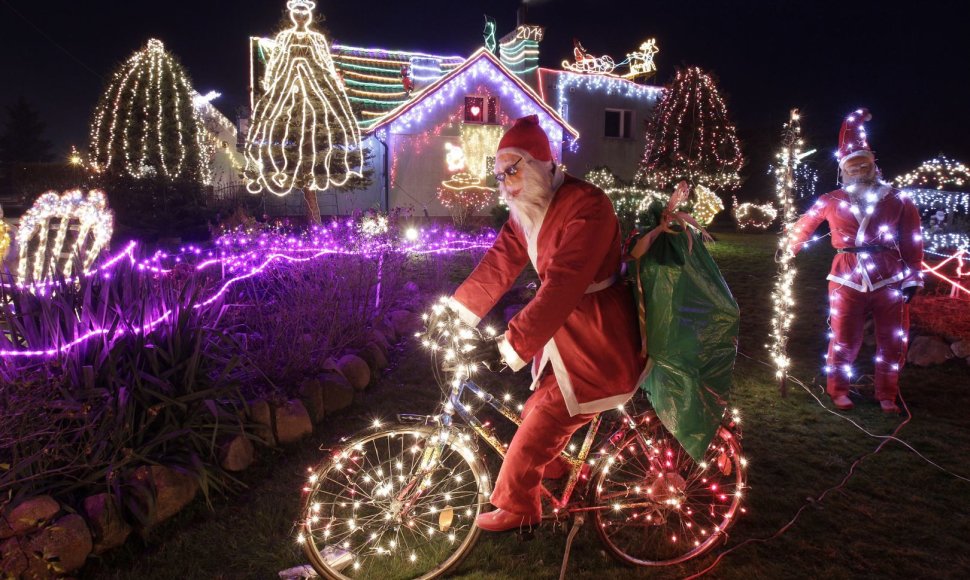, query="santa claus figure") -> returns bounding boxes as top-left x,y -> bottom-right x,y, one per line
444,115 -> 644,531
789,109 -> 924,414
